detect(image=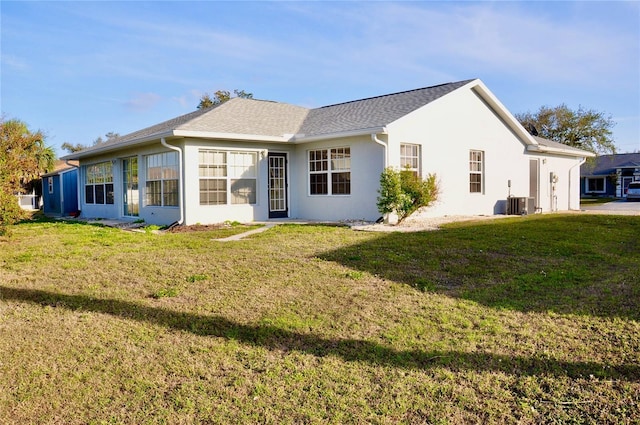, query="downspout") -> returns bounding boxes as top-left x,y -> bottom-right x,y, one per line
372,133 -> 392,223
161,137 -> 184,225
568,157 -> 587,211
371,133 -> 388,168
